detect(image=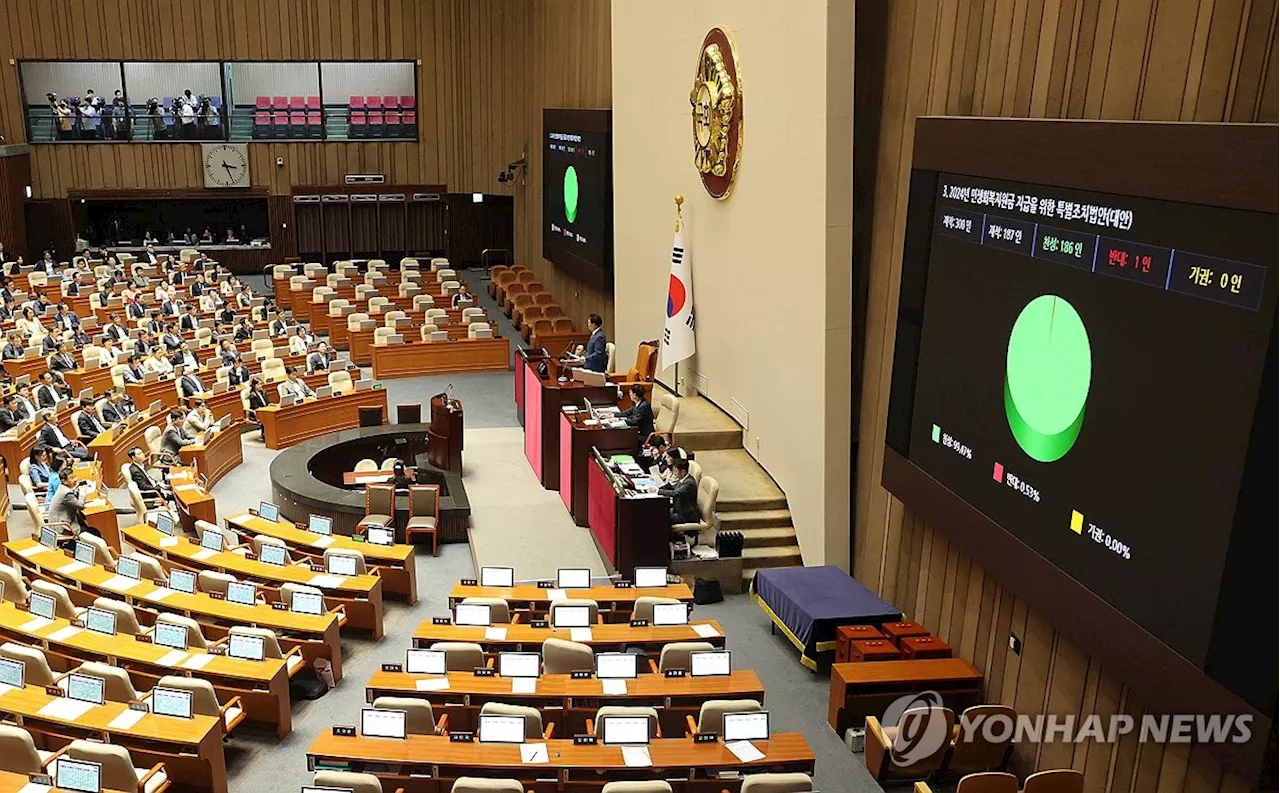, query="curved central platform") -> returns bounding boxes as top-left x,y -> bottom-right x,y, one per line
268,423 -> 470,542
